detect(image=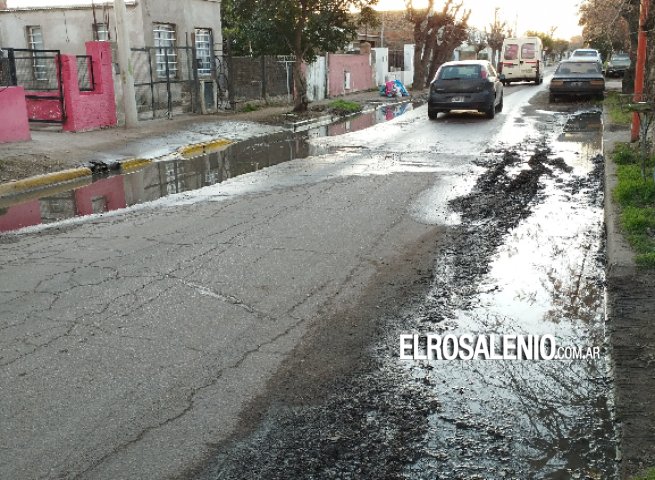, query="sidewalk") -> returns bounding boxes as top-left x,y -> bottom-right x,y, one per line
603,81 -> 655,478
0,89 -> 423,185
